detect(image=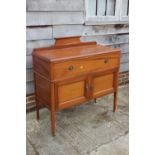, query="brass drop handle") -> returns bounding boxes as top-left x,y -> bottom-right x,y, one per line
104,58 -> 109,64
68,65 -> 74,71
85,82 -> 88,90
